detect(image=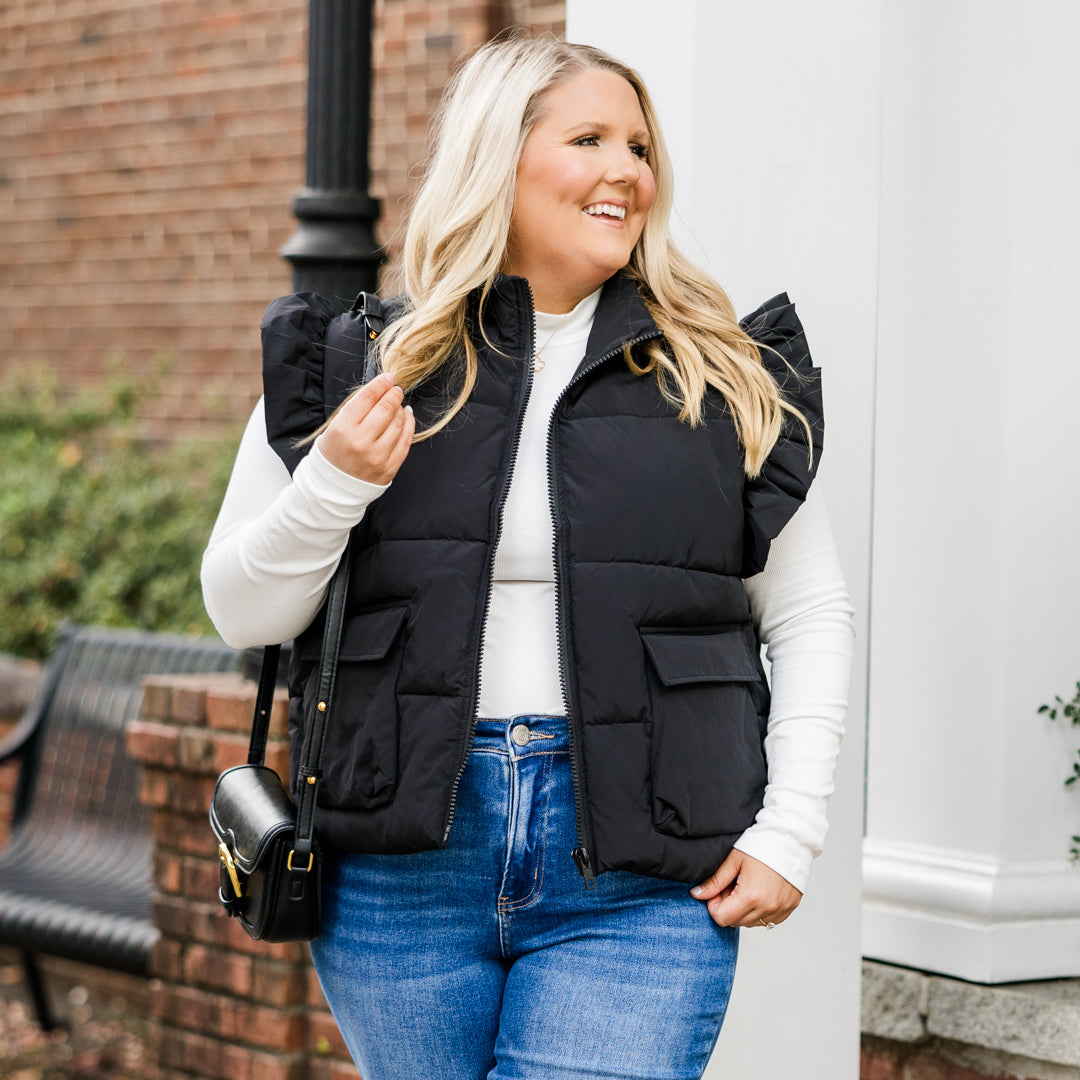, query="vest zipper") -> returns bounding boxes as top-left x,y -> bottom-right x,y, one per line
548,328 -> 663,884
442,281 -> 537,844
